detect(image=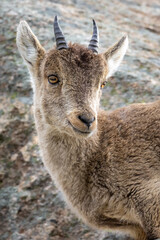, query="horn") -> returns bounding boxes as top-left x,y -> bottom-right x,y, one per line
53,16 -> 68,50
88,19 -> 99,53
